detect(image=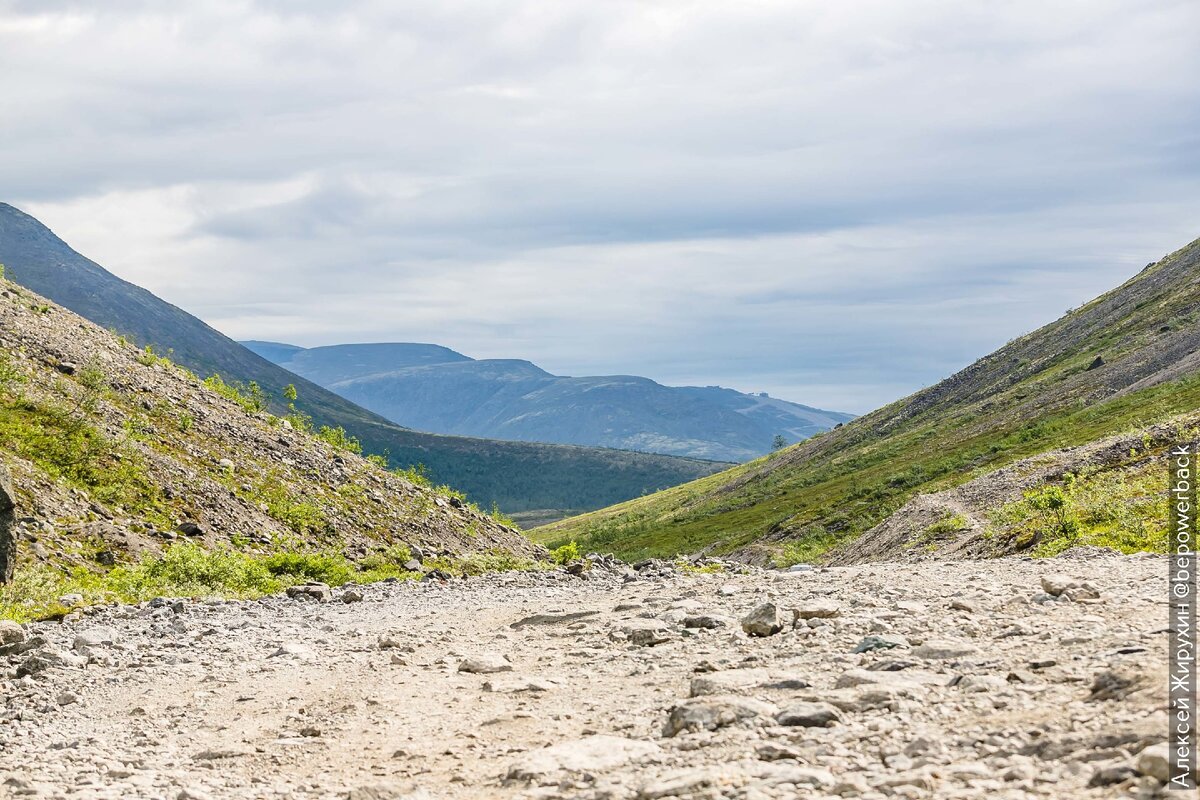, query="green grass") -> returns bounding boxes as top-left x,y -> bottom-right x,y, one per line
245,472 -> 330,536
315,425 -> 363,454
0,541 -> 549,622
988,457 -> 1170,557
202,374 -> 268,414
545,366 -> 1200,564
0,358 -> 173,526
